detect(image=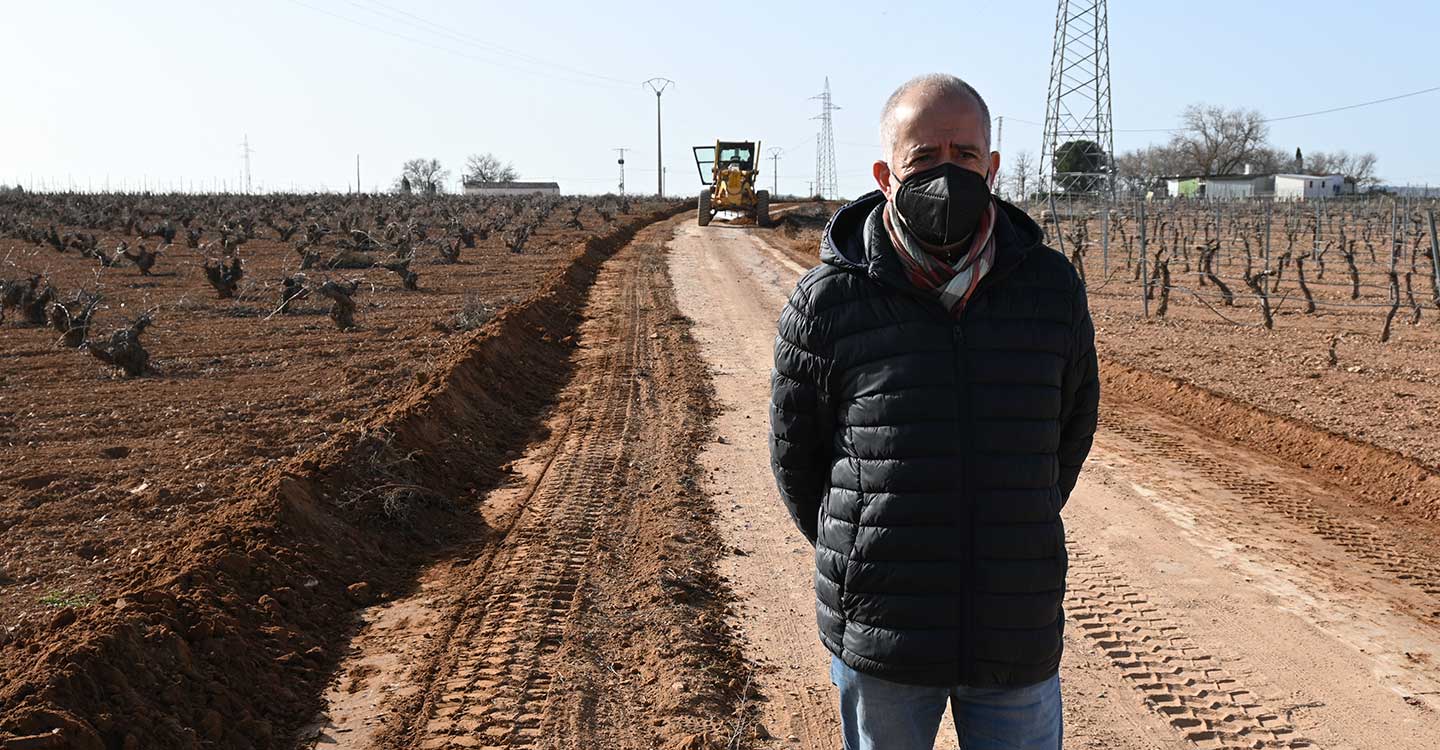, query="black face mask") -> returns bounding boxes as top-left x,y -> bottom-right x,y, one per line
889,162 -> 992,247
